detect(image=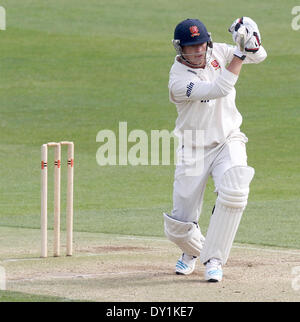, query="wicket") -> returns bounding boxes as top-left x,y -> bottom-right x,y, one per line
41,141 -> 74,258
